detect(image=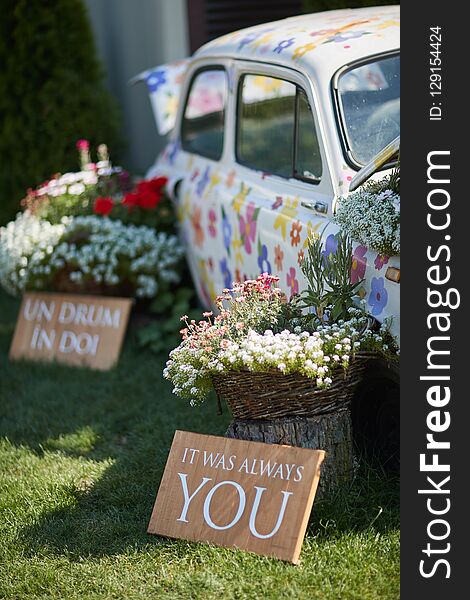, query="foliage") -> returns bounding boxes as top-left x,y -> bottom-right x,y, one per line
0,0 -> 122,225
300,231 -> 364,323
0,213 -> 184,298
333,169 -> 400,256
136,287 -> 201,355
362,161 -> 400,196
0,289 -> 399,600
